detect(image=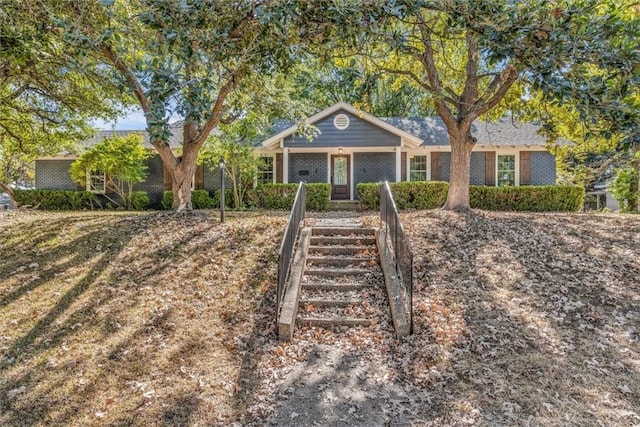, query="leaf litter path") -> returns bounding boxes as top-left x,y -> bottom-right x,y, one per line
244,211 -> 640,426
